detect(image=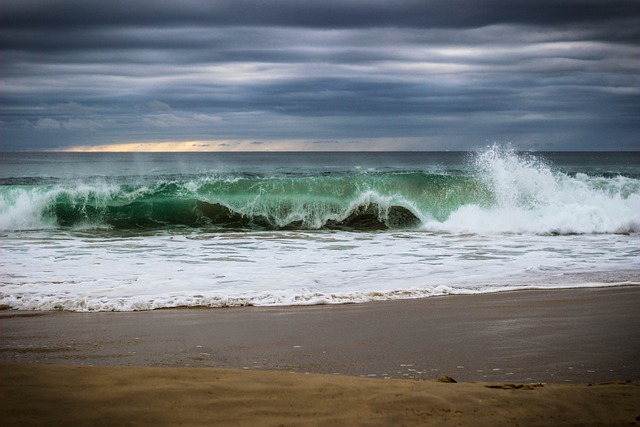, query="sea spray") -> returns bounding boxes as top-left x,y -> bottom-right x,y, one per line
422,146 -> 640,234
